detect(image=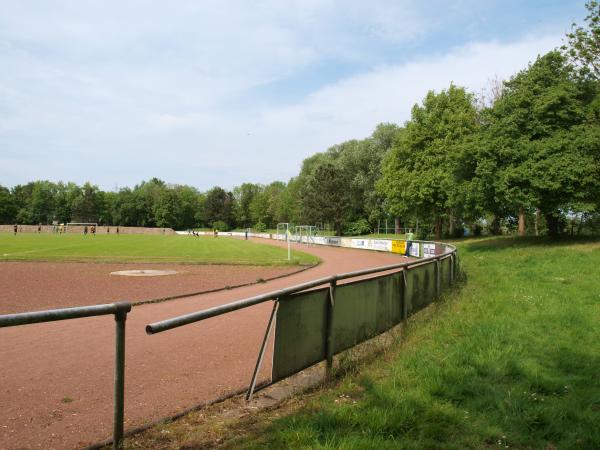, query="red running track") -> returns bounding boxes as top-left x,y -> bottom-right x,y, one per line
0,238 -> 407,449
